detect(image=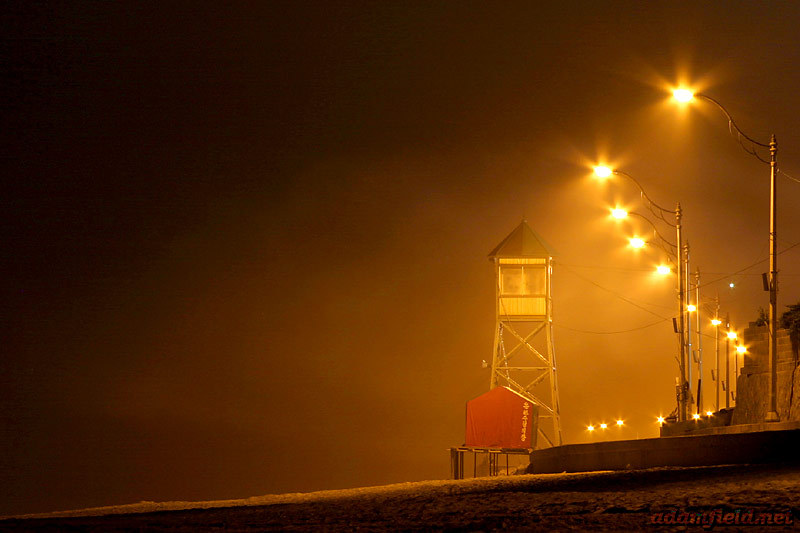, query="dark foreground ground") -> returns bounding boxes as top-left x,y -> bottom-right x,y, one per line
3,464 -> 800,531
